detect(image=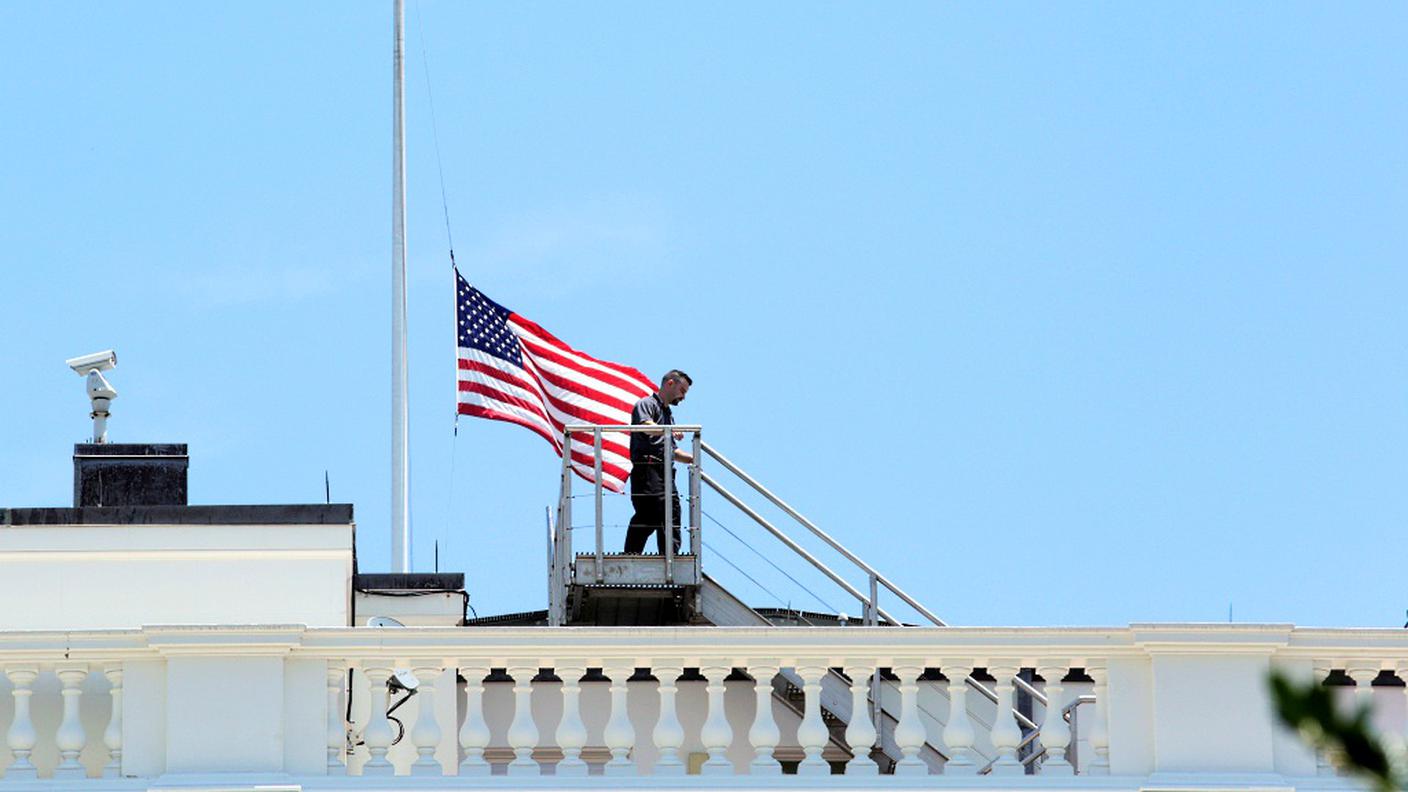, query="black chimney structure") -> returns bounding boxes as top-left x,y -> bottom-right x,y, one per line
73,443 -> 189,507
